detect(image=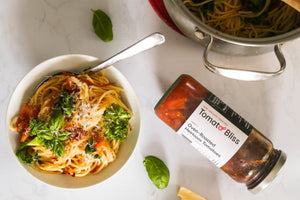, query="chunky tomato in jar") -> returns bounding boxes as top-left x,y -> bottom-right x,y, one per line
155,74 -> 286,193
